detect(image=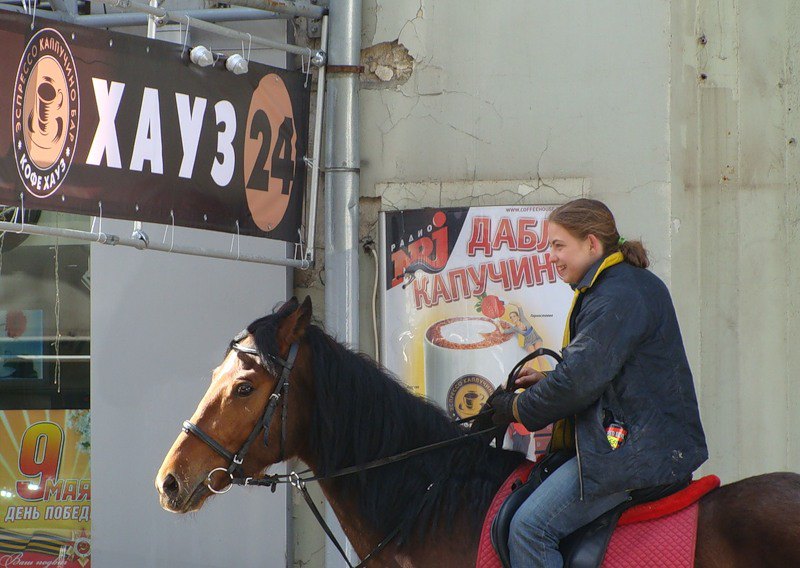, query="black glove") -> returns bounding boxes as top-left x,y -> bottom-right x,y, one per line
486,389 -> 518,428
468,387 -> 503,432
